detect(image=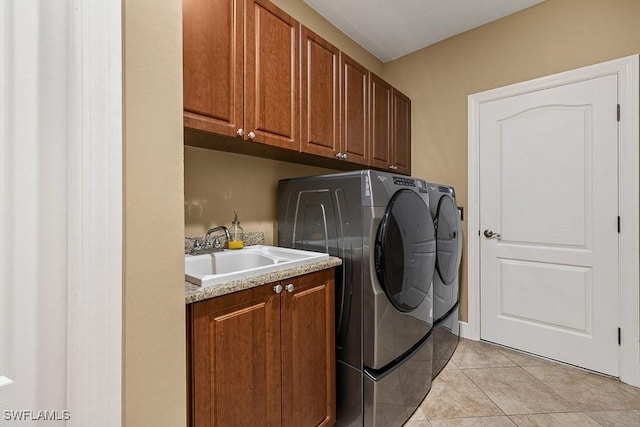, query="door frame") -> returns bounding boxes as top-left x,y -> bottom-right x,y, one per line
466,55 -> 640,386
66,0 -> 123,424
1,0 -> 122,423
